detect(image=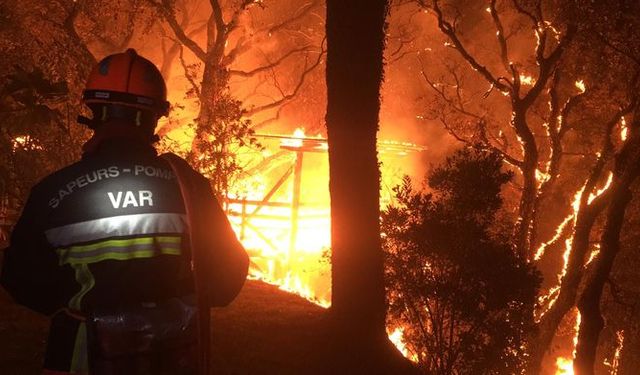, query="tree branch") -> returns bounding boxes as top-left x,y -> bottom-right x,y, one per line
244,40 -> 325,116
146,0 -> 207,61
229,45 -> 313,78
422,0 -> 511,93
